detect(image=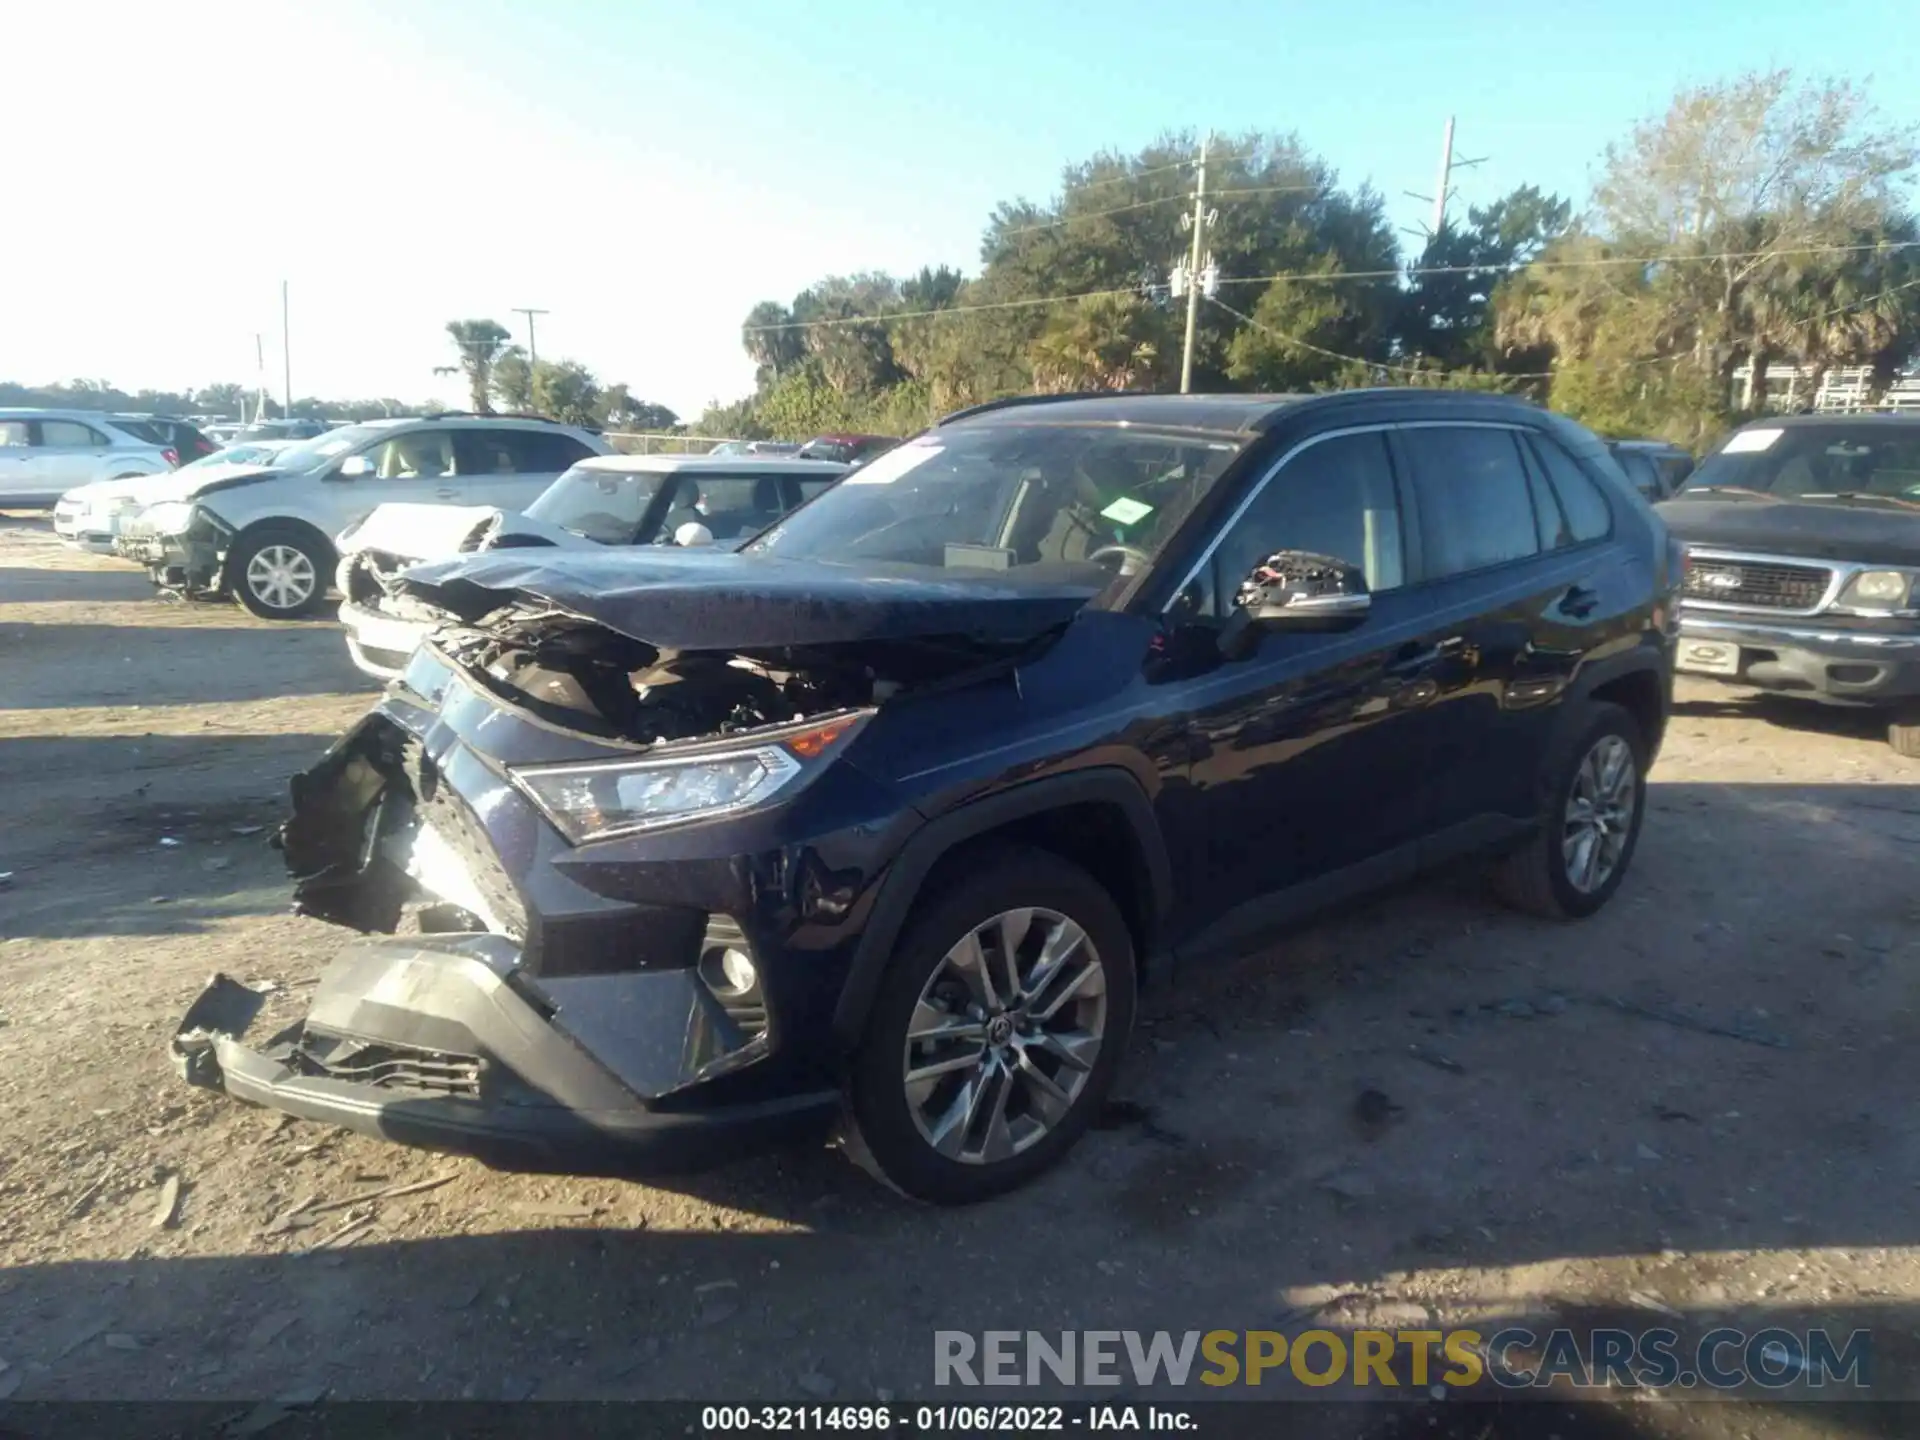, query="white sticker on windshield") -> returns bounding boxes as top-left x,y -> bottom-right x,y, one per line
844,440 -> 943,484
1722,428 -> 1782,454
1101,496 -> 1154,526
